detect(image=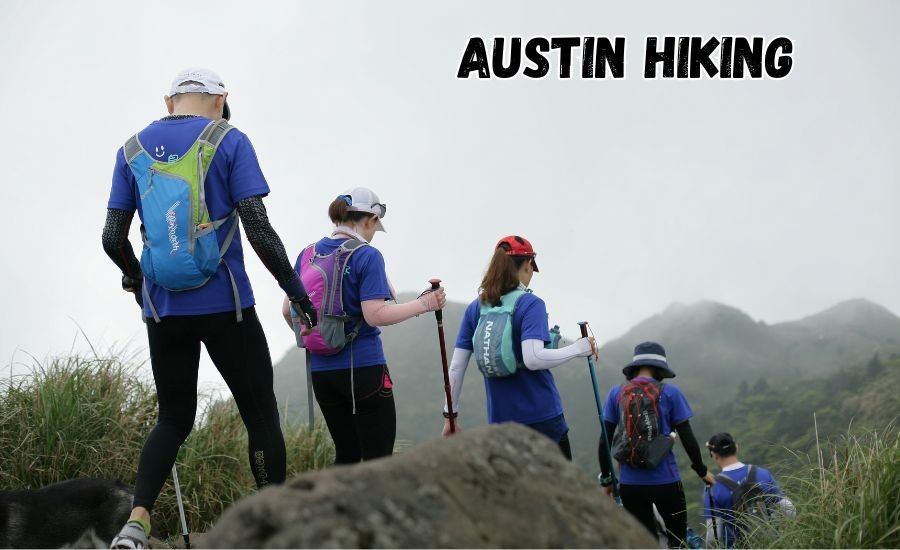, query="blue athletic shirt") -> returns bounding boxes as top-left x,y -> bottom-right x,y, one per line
294,237 -> 393,372
107,117 -> 269,317
703,464 -> 784,548
603,377 -> 693,485
456,293 -> 567,429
